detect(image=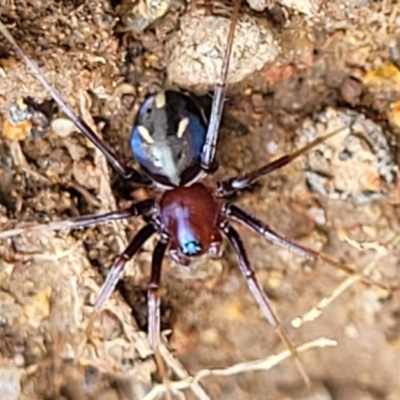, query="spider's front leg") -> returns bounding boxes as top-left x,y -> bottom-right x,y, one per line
0,20 -> 147,184
0,199 -> 156,239
217,129 -> 345,197
85,224 -> 157,336
200,0 -> 241,171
